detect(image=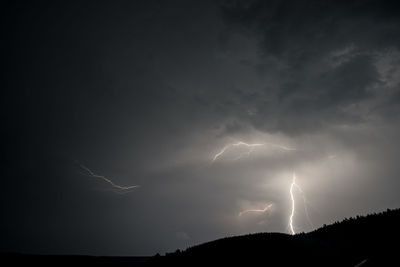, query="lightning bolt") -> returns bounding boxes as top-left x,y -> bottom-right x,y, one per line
79,164 -> 139,191
212,141 -> 295,162
210,142 -> 312,233
289,173 -> 313,235
289,173 -> 297,235
239,203 -> 273,217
